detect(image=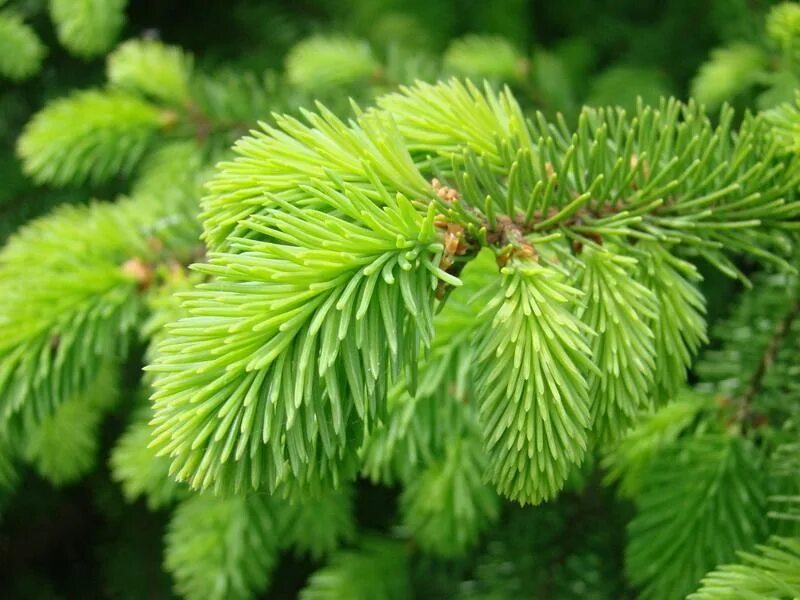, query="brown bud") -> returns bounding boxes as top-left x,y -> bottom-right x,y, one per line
122,257 -> 153,290
147,237 -> 164,253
